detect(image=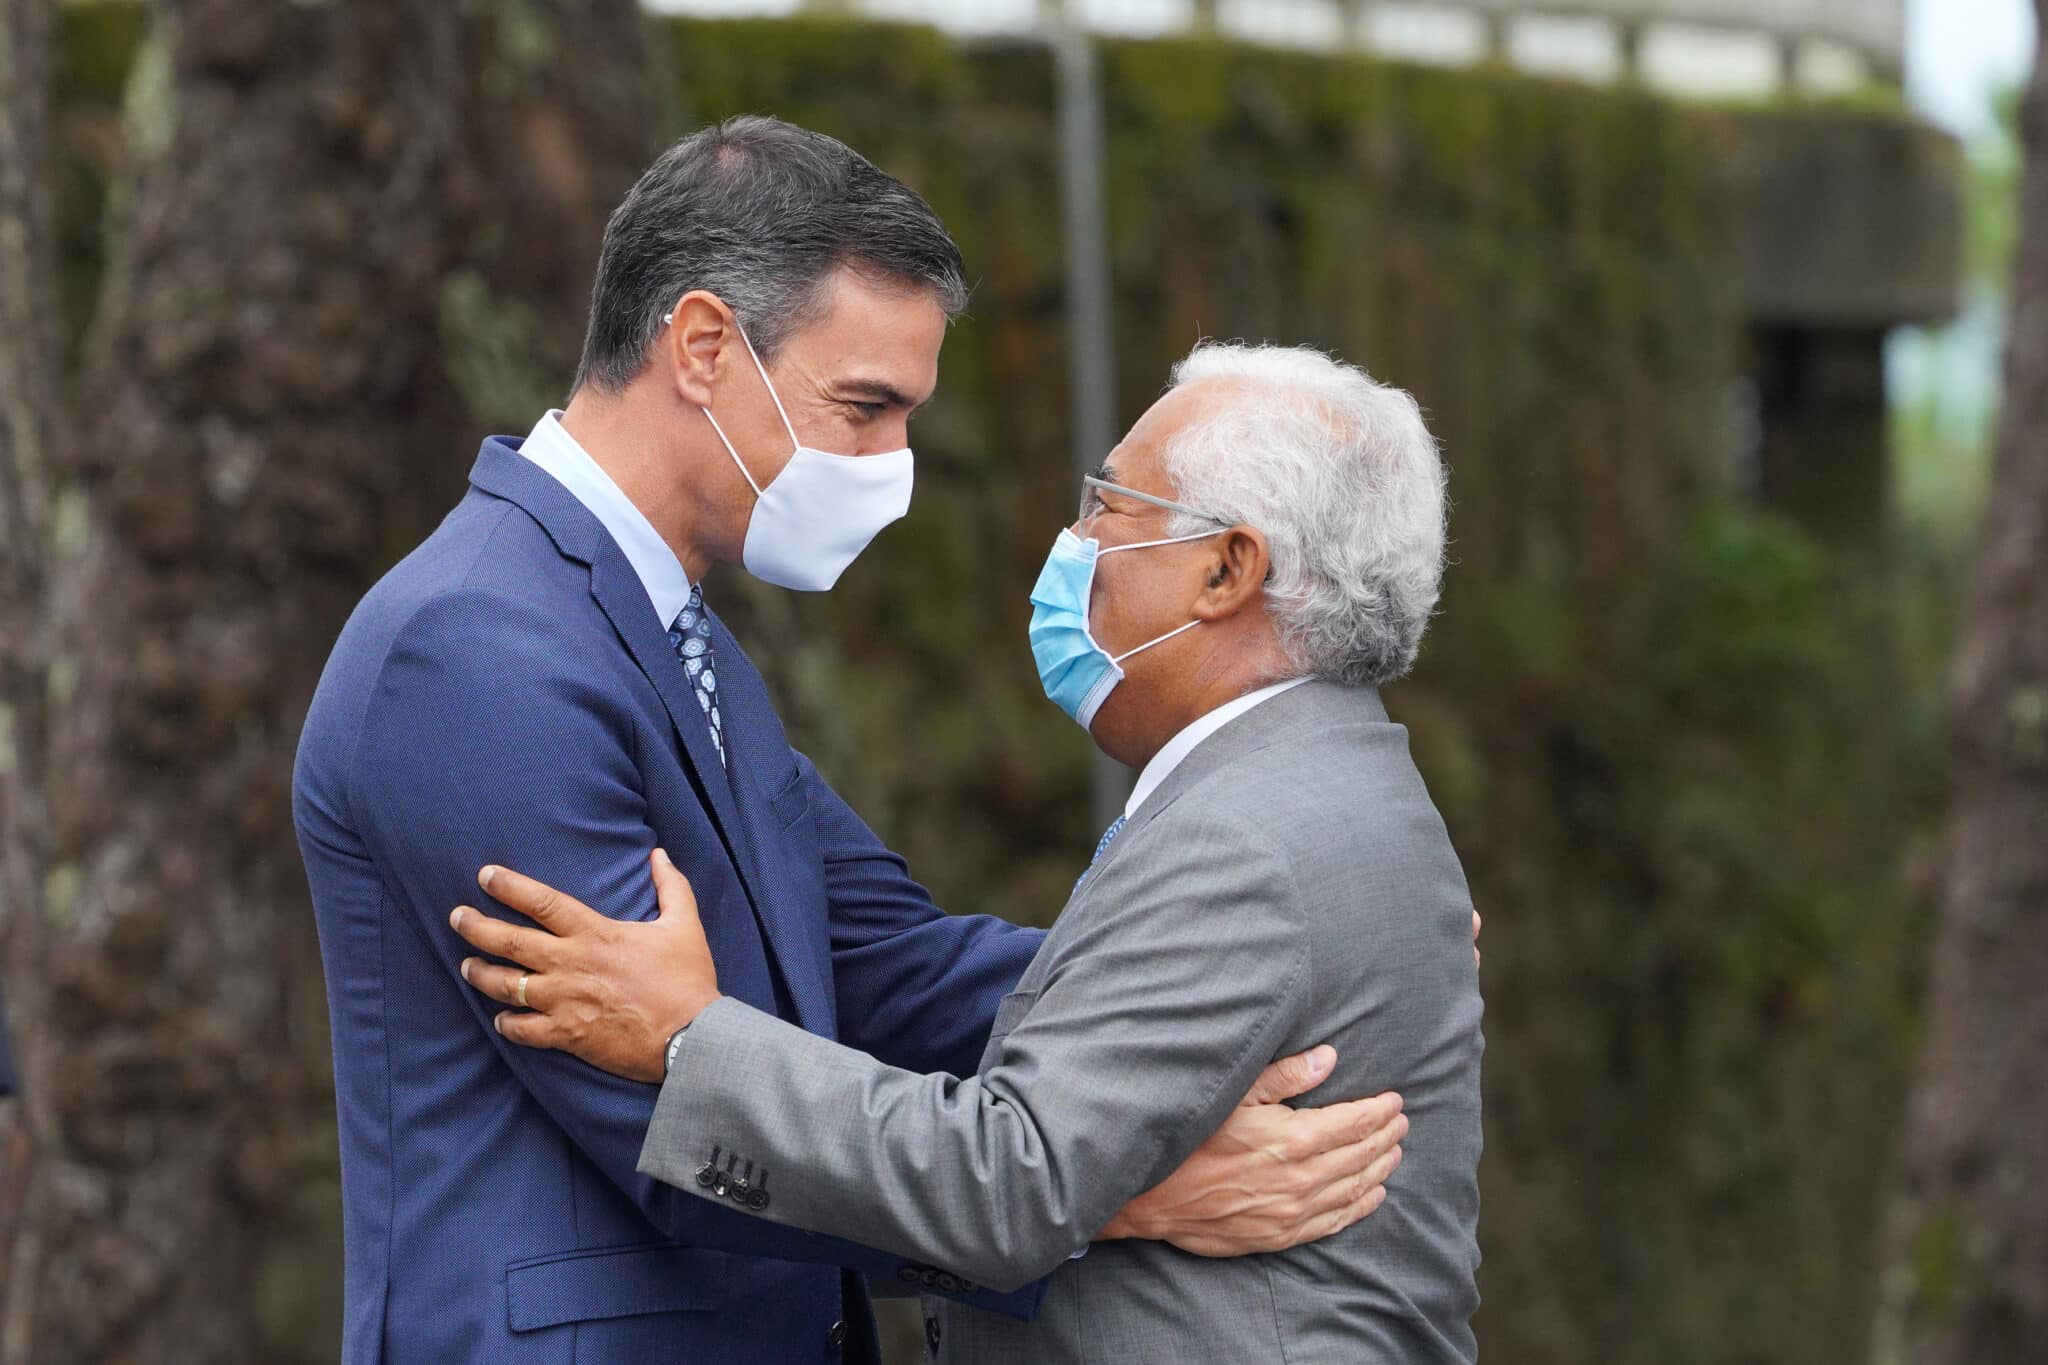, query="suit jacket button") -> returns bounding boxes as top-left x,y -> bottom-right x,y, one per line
919,1268 -> 939,1289
935,1272 -> 959,1292
896,1265 -> 920,1285
827,1319 -> 847,1349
